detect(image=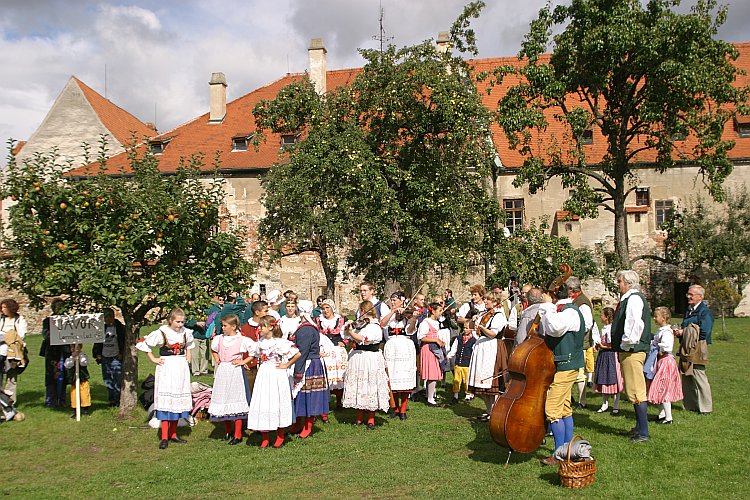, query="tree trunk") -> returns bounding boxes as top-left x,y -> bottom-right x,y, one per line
318,246 -> 337,300
613,184 -> 630,268
117,313 -> 140,419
